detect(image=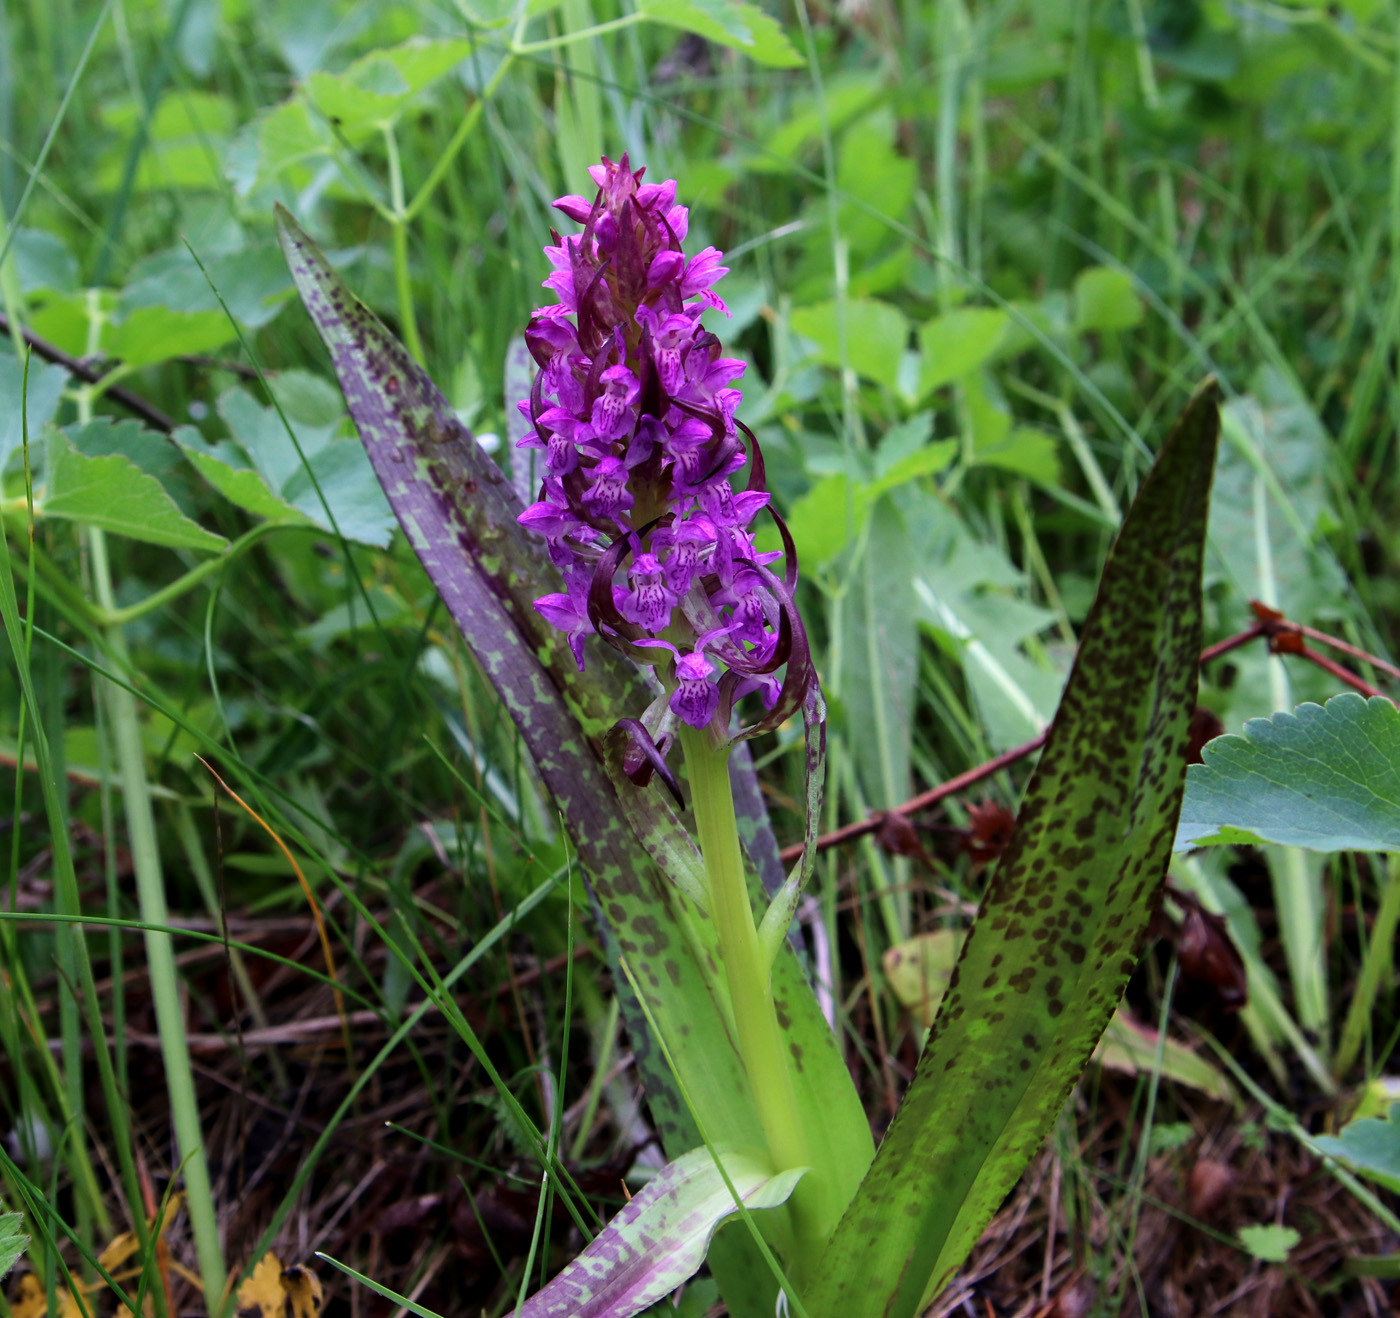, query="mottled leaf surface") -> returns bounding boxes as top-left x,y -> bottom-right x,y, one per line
276,211 -> 871,1269
806,382 -> 1221,1318
514,1148 -> 803,1318
1175,694 -> 1400,853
